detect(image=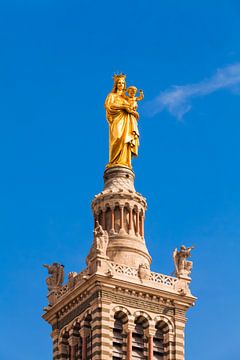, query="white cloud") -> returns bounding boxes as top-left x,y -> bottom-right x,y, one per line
144,63 -> 240,120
